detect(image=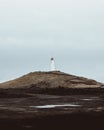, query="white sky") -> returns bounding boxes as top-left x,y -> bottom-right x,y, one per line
0,0 -> 104,82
